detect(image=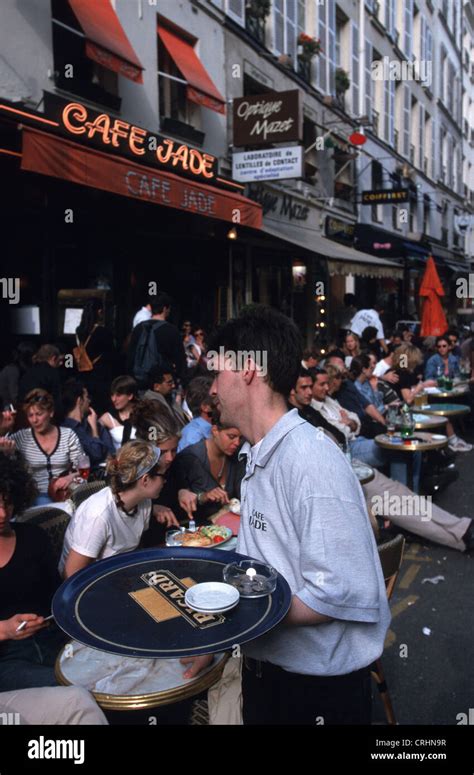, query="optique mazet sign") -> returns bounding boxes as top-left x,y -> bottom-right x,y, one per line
232,90 -> 302,147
